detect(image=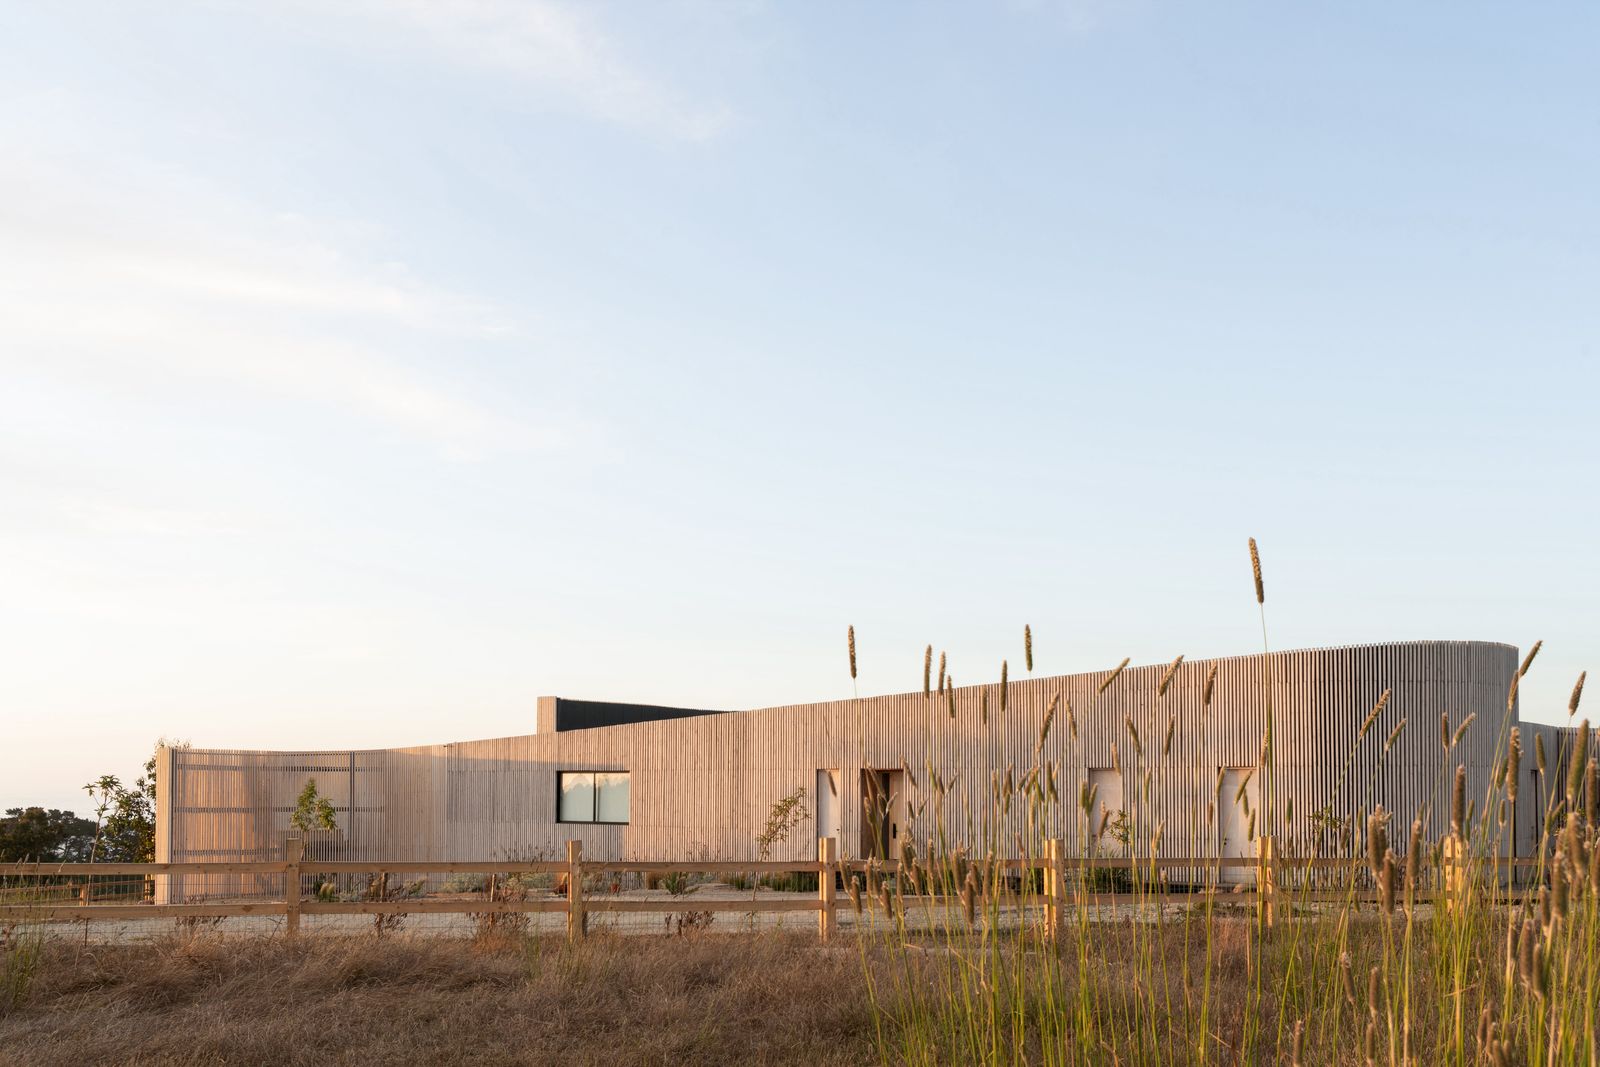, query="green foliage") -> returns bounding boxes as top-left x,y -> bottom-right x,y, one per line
84,764 -> 155,863
0,808 -> 95,863
82,741 -> 187,864
290,778 -> 338,834
756,787 -> 810,863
